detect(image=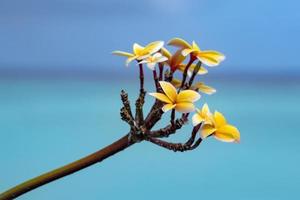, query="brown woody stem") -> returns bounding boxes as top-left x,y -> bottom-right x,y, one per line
158,63 -> 164,81
138,63 -> 144,92
179,56 -> 196,91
